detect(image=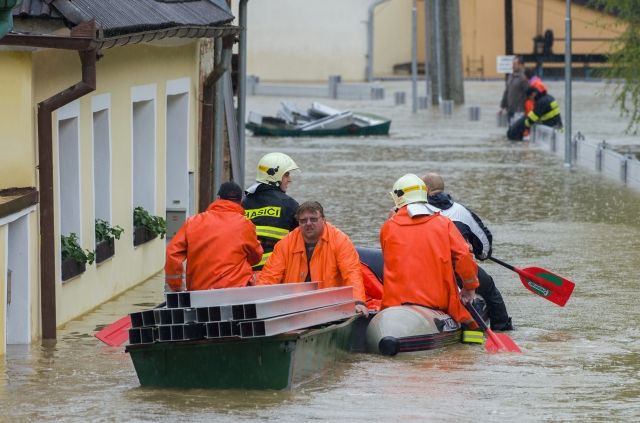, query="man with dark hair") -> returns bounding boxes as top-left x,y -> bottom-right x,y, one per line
165,181 -> 263,292
257,201 -> 368,316
500,56 -> 529,124
422,173 -> 513,331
